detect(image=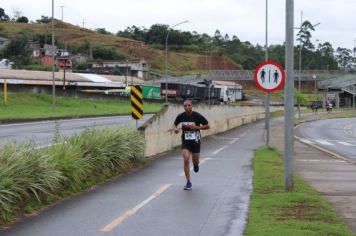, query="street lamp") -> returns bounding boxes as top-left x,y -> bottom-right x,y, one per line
165,20 -> 189,103
296,10 -> 320,118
